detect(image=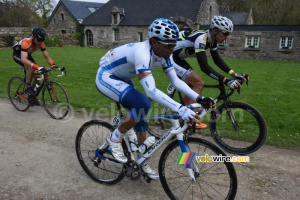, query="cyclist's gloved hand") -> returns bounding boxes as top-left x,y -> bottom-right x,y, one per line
38,67 -> 46,73
51,65 -> 59,71
197,96 -> 215,109
233,73 -> 248,81
177,105 -> 196,122
225,79 -> 240,89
